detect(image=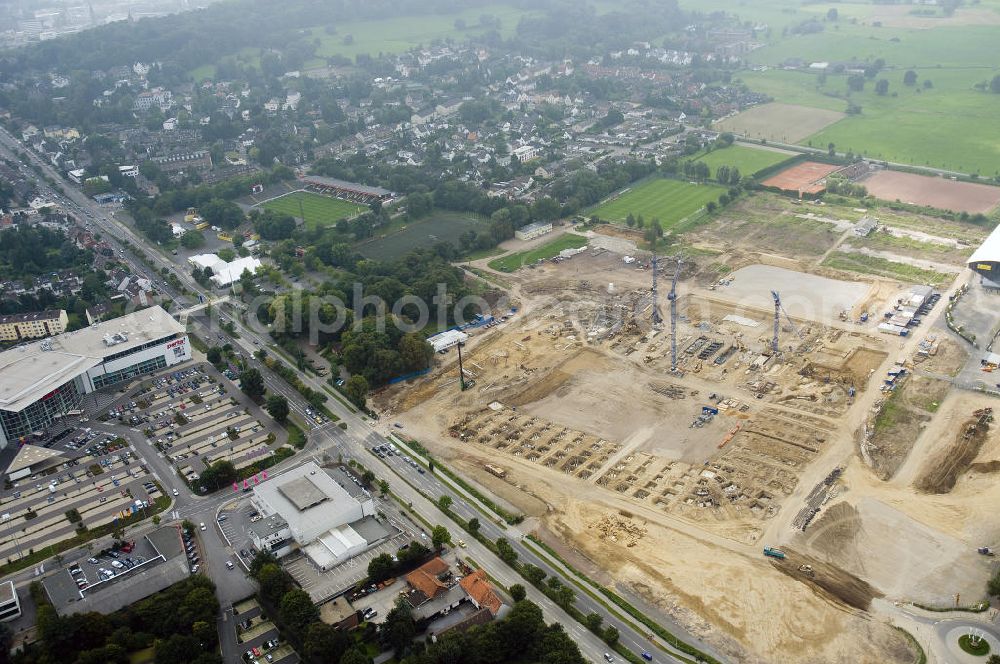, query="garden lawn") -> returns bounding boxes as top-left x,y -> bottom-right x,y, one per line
261,191 -> 365,230
488,233 -> 589,272
591,179 -> 727,228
